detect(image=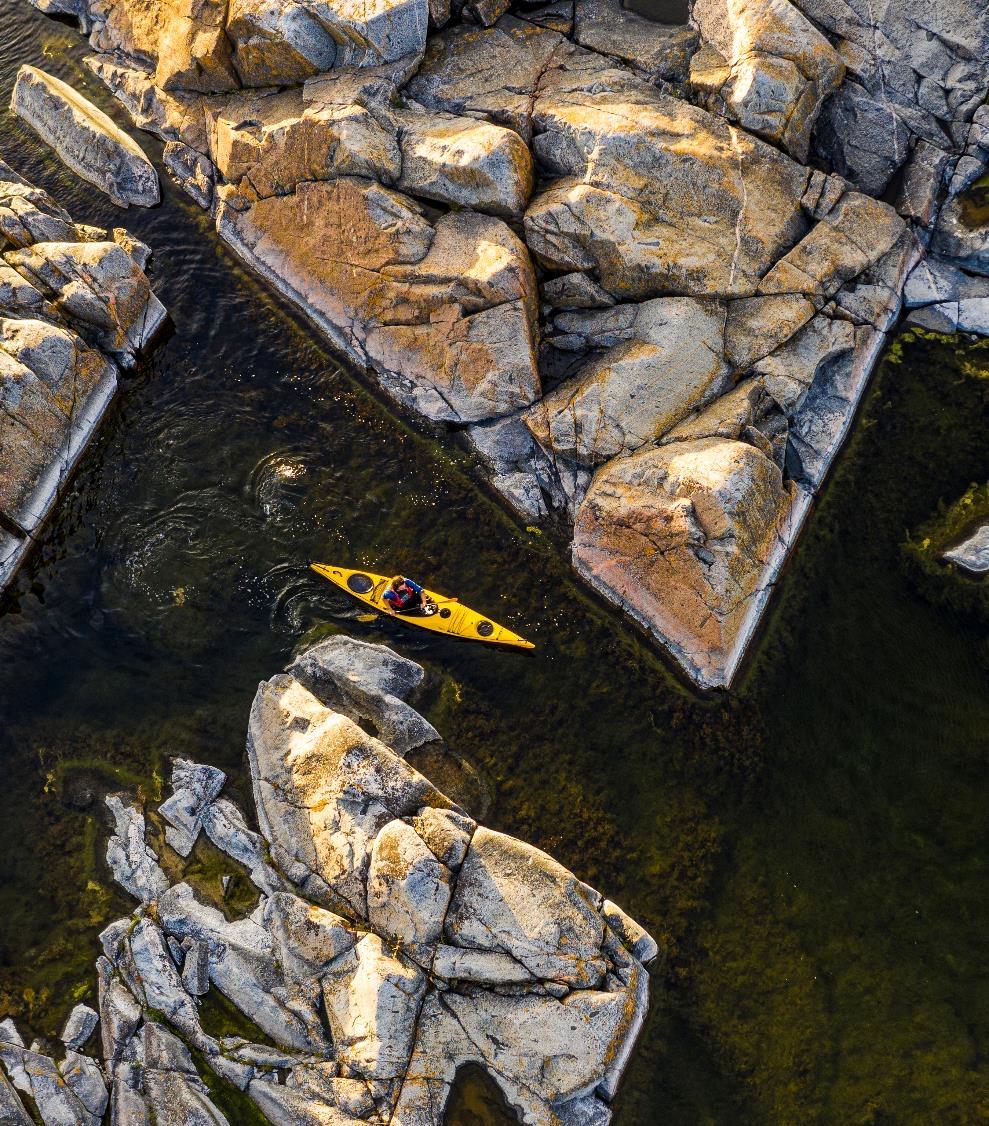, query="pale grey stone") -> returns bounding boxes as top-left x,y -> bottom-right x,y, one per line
104,795 -> 169,905
157,883 -> 330,1052
601,899 -> 658,964
287,635 -> 440,757
575,0 -> 696,84
181,938 -> 210,997
366,818 -> 452,948
944,526 -> 989,574
321,933 -> 427,1080
11,66 -> 159,208
445,826 -> 607,987
158,758 -> 227,858
60,1004 -> 99,1050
